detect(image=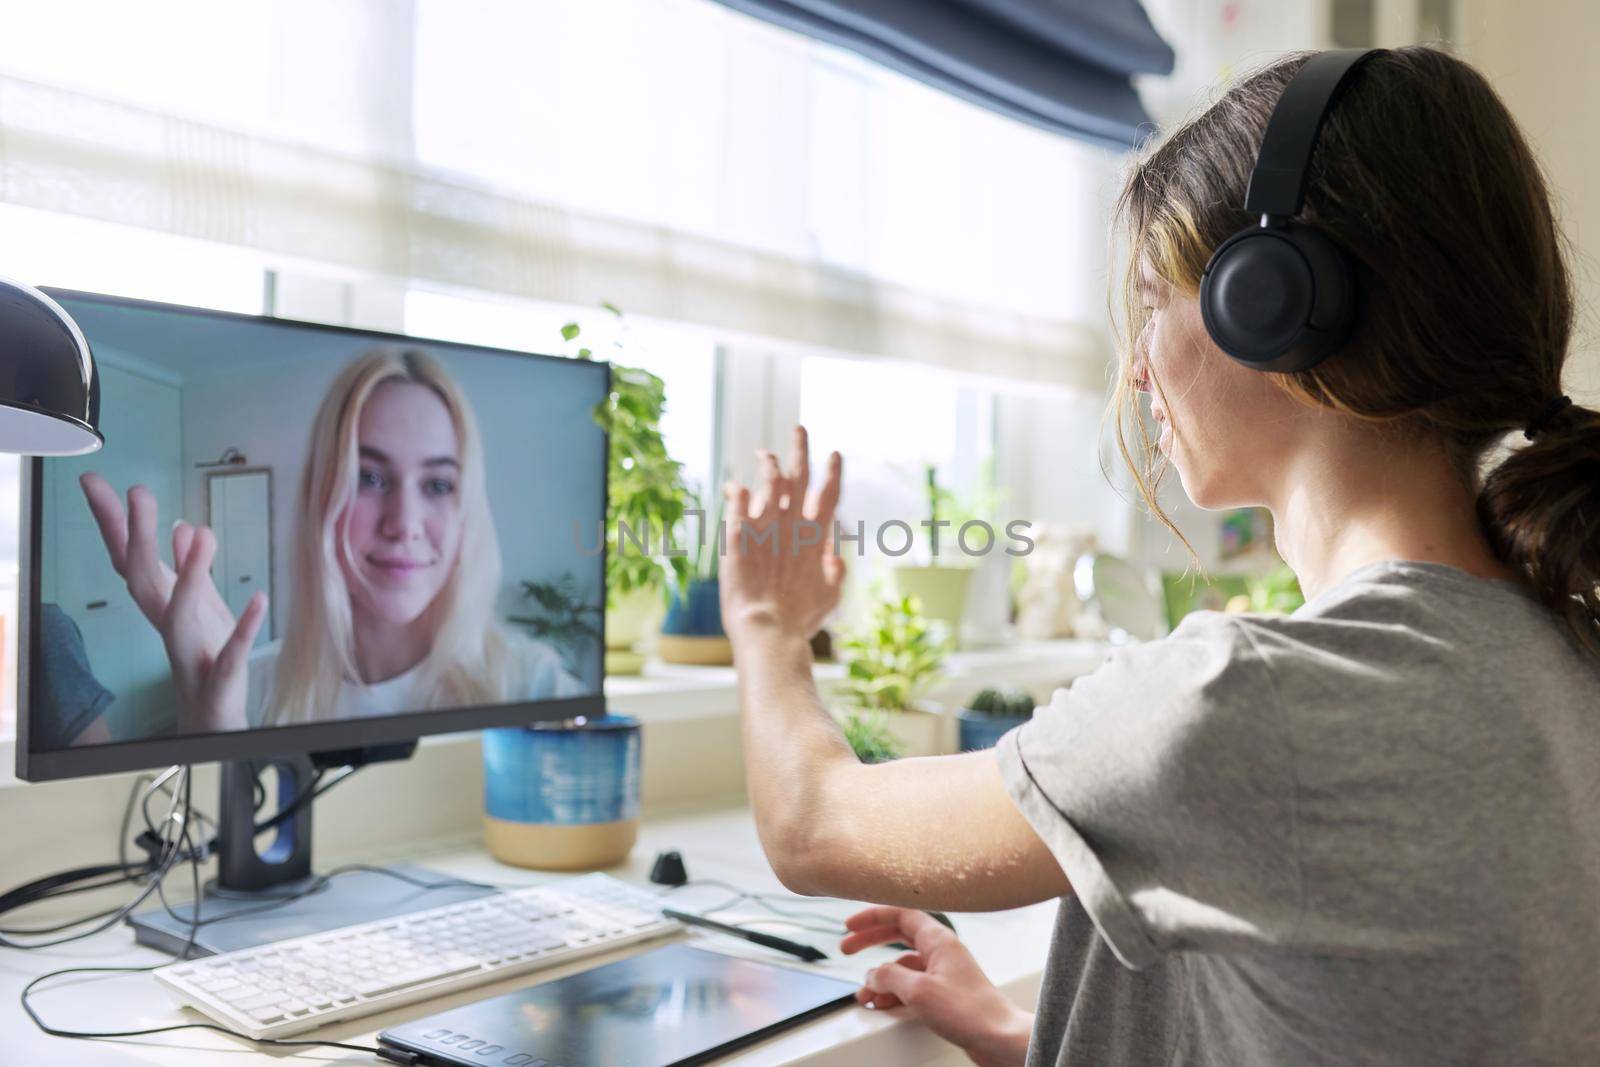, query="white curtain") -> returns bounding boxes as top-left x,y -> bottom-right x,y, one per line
0,0 -> 1119,390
